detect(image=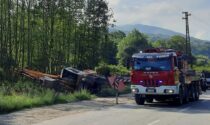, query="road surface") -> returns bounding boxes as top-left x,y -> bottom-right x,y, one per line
33,91 -> 210,125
